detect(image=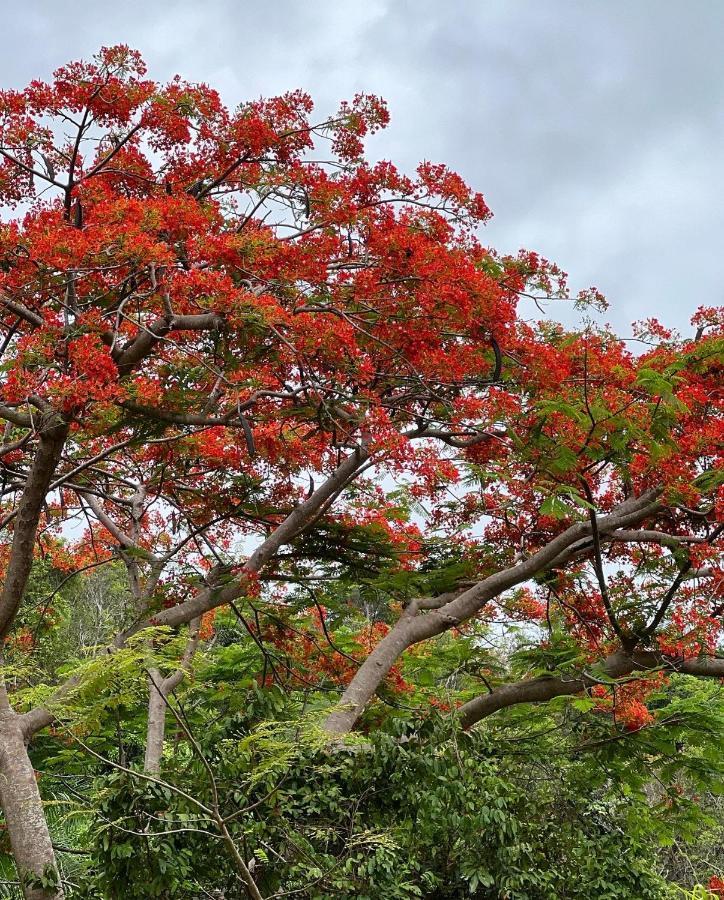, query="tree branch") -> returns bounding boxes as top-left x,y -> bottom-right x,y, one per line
458,650 -> 724,729
0,418 -> 68,640
113,313 -> 224,376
